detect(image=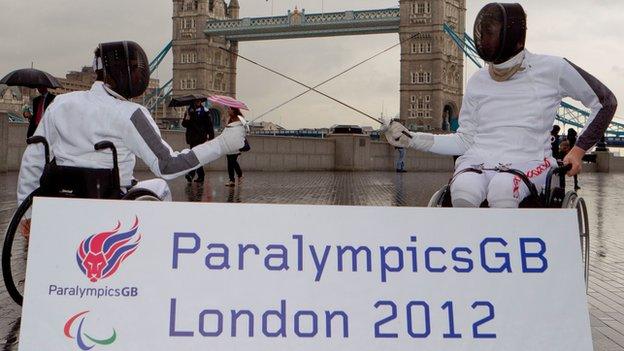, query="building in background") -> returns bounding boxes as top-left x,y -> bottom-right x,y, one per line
1,67 -> 165,123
